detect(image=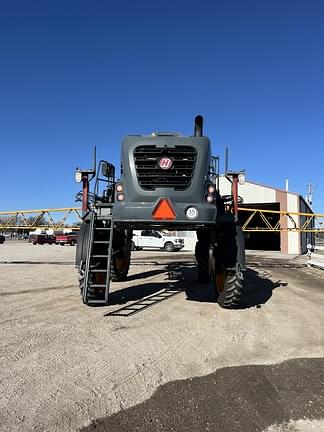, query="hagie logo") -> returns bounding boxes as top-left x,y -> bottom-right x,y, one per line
159,157 -> 173,170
